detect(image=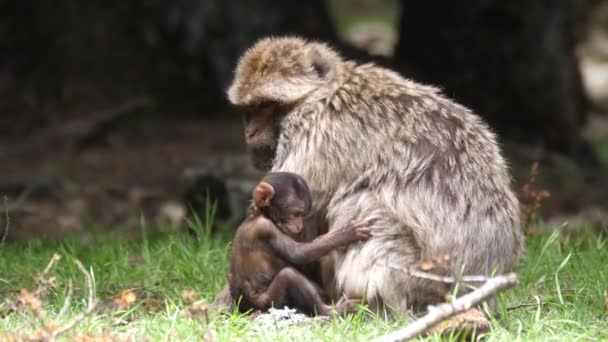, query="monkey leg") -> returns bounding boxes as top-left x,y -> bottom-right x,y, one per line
334,294 -> 363,315
252,267 -> 348,316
